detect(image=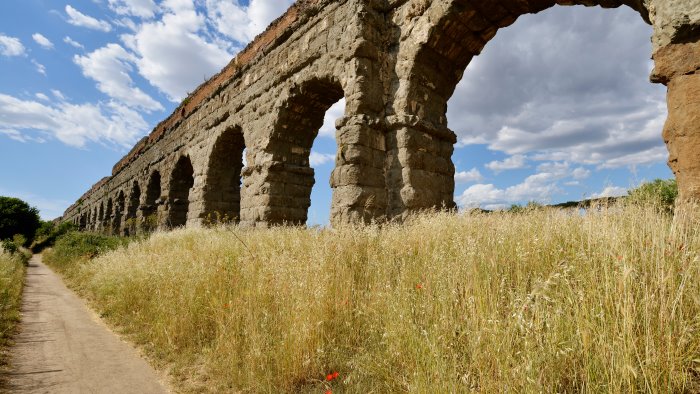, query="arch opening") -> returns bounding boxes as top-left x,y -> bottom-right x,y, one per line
308,98 -> 344,226
272,78 -> 345,225
168,156 -> 194,228
204,126 -> 245,224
